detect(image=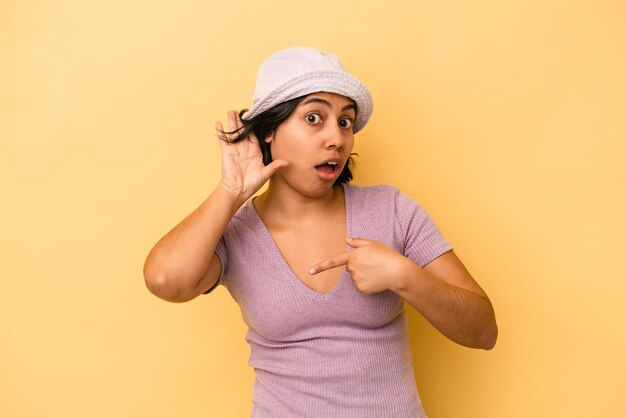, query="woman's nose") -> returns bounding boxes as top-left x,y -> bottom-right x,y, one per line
323,122 -> 345,150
